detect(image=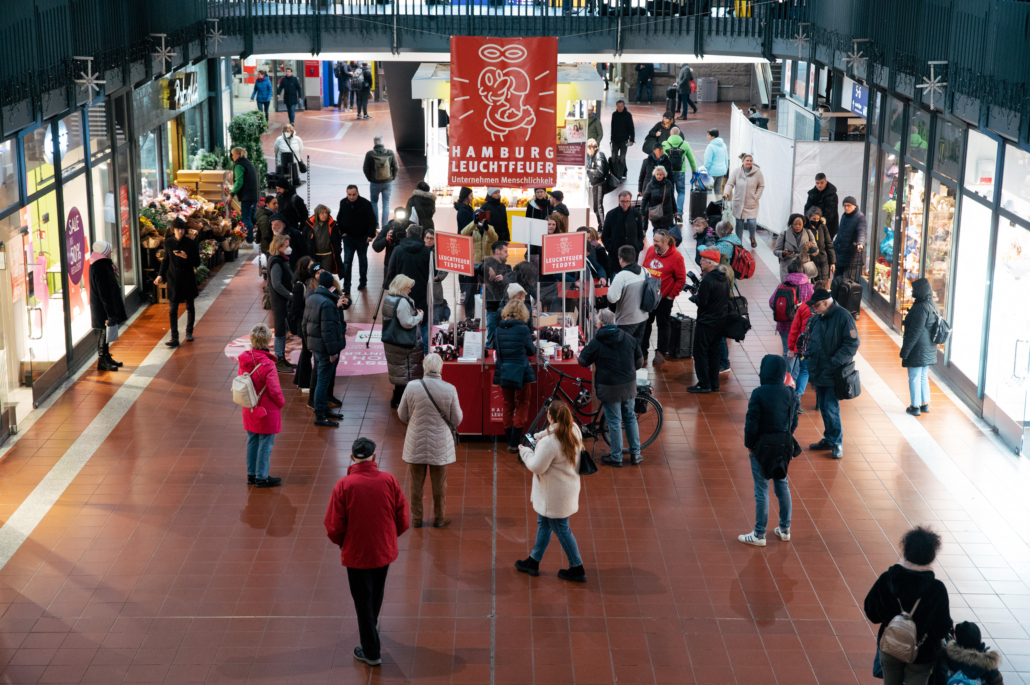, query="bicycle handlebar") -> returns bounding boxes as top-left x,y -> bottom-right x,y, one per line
541,360 -> 592,388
